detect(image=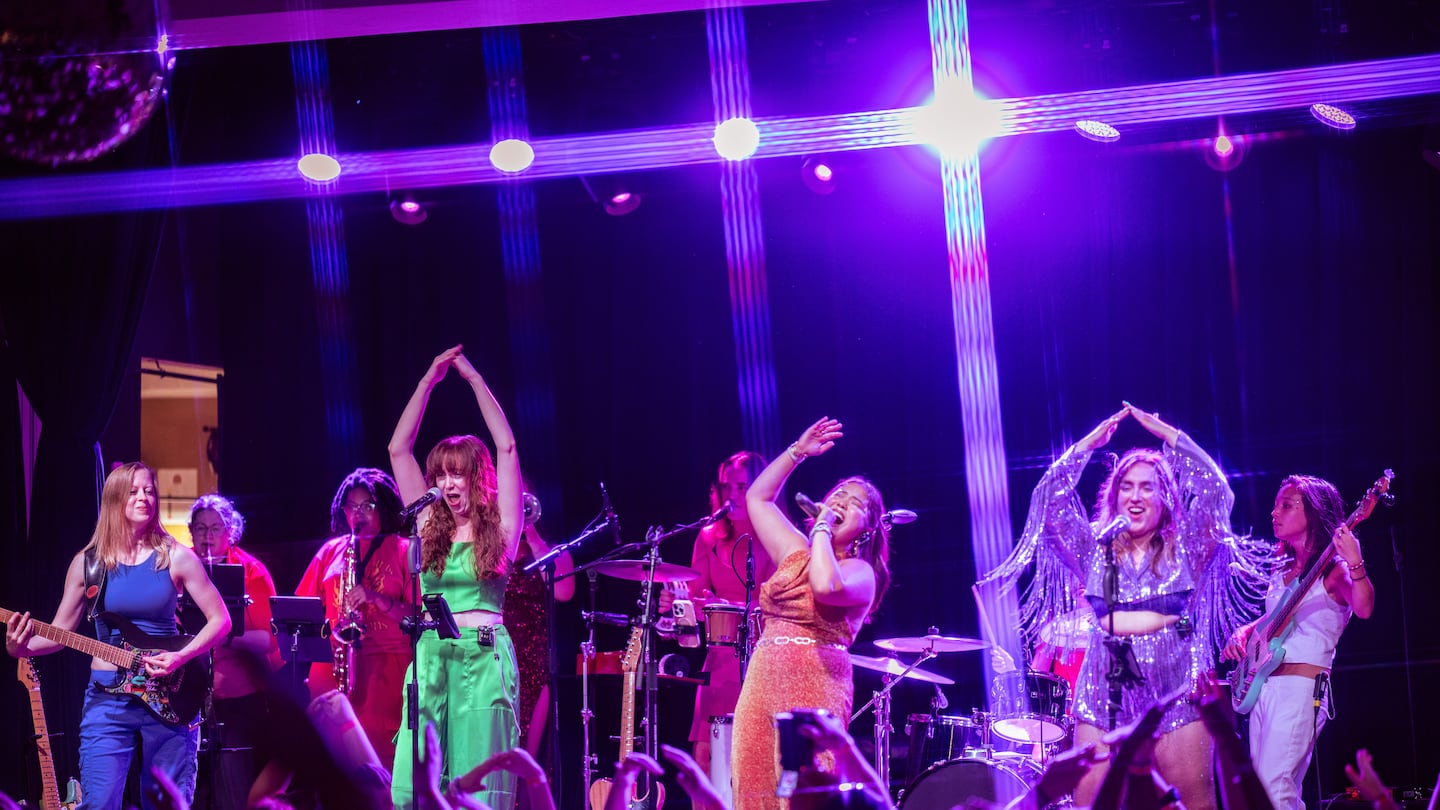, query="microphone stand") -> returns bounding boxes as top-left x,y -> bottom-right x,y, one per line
738,534 -> 757,682
1101,537 -> 1143,732
404,511 -> 424,808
